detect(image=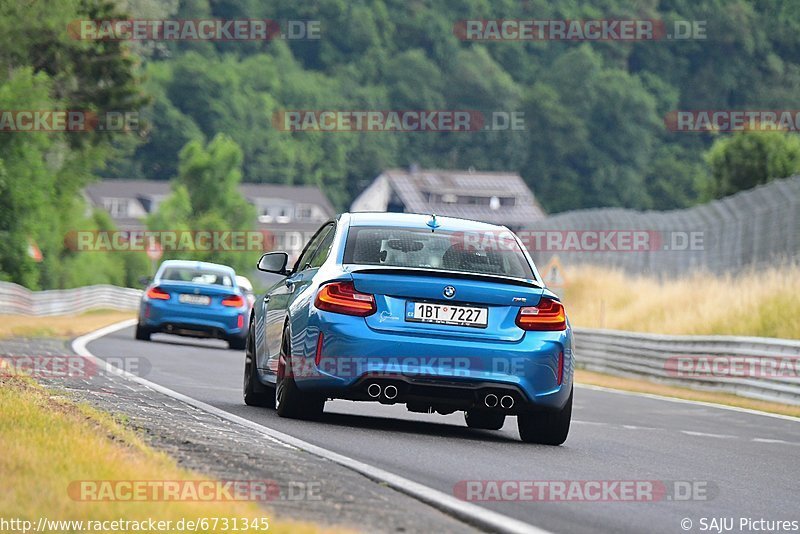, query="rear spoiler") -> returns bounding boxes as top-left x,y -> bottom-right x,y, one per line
347,266 -> 542,289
